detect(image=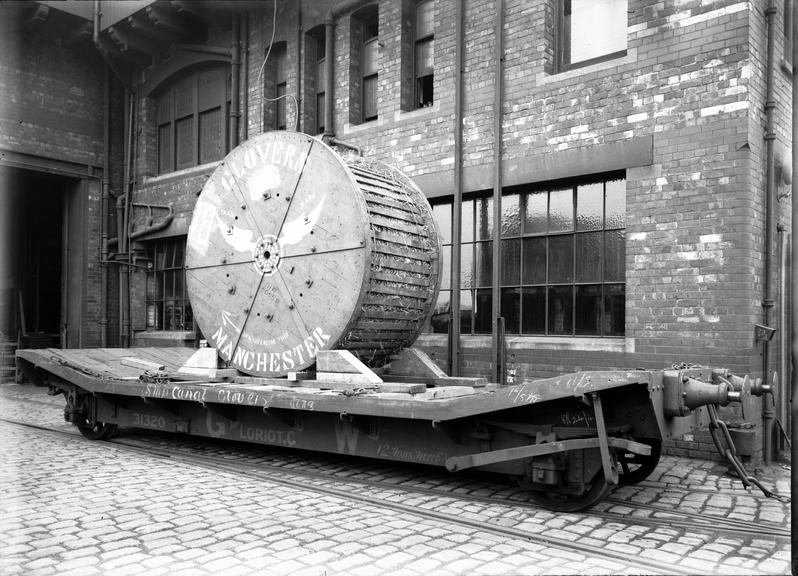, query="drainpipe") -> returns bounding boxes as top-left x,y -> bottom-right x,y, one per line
762,0 -> 777,464
100,66 -> 110,347
490,0 -> 505,384
296,0 -> 302,132
449,0 -> 464,377
242,13 -> 249,141
231,14 -> 241,147
119,89 -> 135,348
791,0 -> 798,558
